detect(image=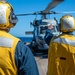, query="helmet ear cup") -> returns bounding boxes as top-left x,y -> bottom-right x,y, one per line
9,12 -> 18,26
